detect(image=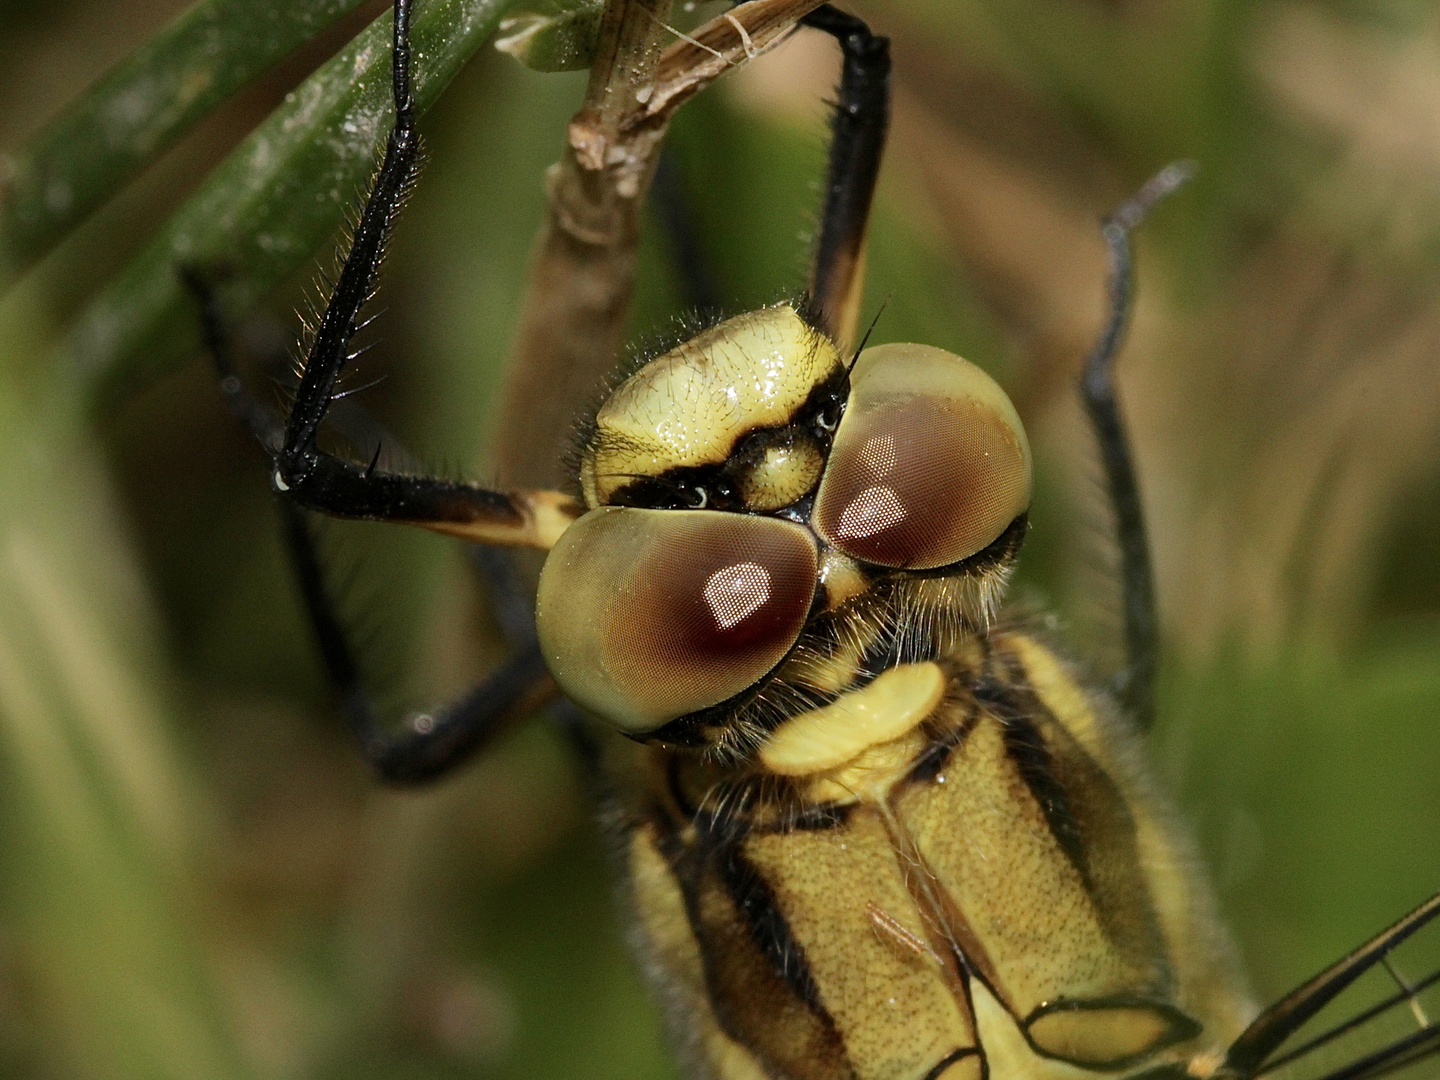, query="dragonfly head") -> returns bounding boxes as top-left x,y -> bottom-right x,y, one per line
536,303 -> 1032,754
